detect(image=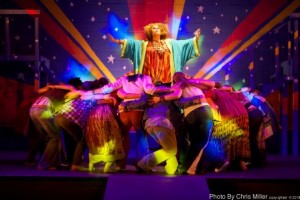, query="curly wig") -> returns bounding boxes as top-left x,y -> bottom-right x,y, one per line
144,23 -> 168,41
